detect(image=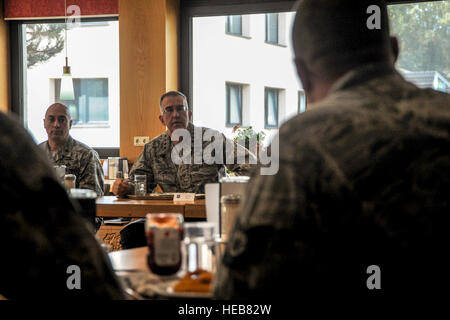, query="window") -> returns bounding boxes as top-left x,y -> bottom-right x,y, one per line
54,78 -> 109,125
191,12 -> 299,141
265,88 -> 279,128
298,90 -> 306,113
226,83 -> 243,126
19,20 -> 119,148
265,13 -> 278,44
226,15 -> 242,36
388,1 -> 449,93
